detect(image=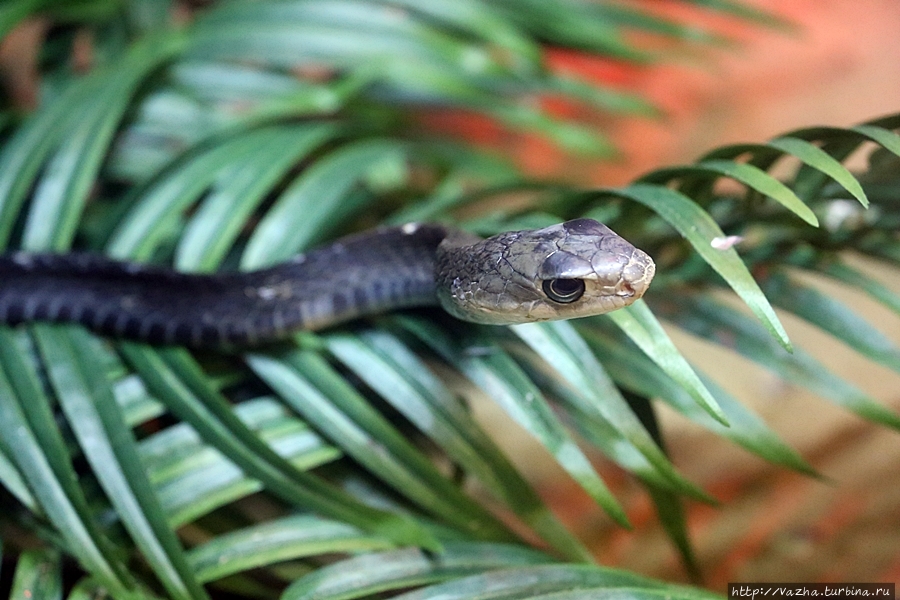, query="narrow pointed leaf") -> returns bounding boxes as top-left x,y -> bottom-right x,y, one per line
491,0 -> 649,60
188,515 -> 392,584
119,343 -> 438,549
604,300 -> 727,424
851,124 -> 900,157
248,349 -> 513,541
0,332 -> 133,595
640,161 -> 817,225
655,294 -> 900,430
460,338 -> 629,526
176,124 -> 335,271
143,400 -> 339,526
584,325 -> 814,474
141,397 -> 332,486
767,137 -> 868,206
507,347 -> 702,494
762,271 -> 900,374
22,32 -> 187,252
282,543 -> 553,600
0,76 -> 98,249
491,588 -> 717,600
242,139 -> 408,268
0,444 -> 36,512
513,321 -> 710,501
33,326 -> 207,600
643,483 -> 700,580
326,327 -> 592,561
391,563 -> 697,600
107,128 -> 296,260
399,320 -> 629,526
324,330 -> 515,500
115,375 -> 167,427
697,159 -> 817,225
782,124 -> 900,200
603,183 -> 792,351
190,0 -> 485,69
